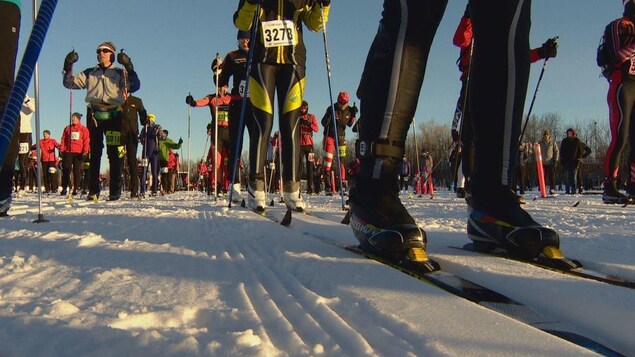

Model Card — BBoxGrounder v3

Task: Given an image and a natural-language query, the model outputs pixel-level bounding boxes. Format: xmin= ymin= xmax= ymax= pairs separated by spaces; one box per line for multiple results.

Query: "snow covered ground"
xmin=0 ymin=188 xmax=633 ymax=356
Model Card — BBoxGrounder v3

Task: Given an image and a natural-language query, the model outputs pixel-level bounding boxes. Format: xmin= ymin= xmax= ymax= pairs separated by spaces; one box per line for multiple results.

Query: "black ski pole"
xmin=320 ymin=4 xmax=346 ymax=211
xmin=519 ymin=36 xmax=558 ymax=145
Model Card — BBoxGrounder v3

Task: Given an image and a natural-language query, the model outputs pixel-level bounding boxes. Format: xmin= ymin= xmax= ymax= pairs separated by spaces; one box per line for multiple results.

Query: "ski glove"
xmin=117 ymin=51 xmax=134 ymax=71
xmin=63 ymin=50 xmax=79 ymax=72
xmin=538 ymin=38 xmax=558 ymax=59
xmin=317 ymin=0 xmax=331 ymax=5
xmin=451 ymin=129 xmax=460 ymax=142
xmin=349 ymin=103 xmax=358 ymax=117
xmin=82 ymin=153 xmax=89 ymax=161
xmin=178 ymin=138 xmax=183 ymax=145
xmin=186 ymin=95 xmax=196 ymax=107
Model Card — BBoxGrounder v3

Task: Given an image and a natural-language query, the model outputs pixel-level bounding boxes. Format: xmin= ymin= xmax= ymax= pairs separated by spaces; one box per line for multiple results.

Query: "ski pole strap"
xmin=355 ymin=139 xmax=404 ymax=160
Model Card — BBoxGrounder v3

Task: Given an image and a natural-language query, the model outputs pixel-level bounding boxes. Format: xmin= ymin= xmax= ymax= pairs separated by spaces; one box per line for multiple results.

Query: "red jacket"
xmin=167 ymin=150 xmax=177 ymax=169
xmin=454 ymin=16 xmax=542 ymax=80
xmin=60 ymin=122 xmax=90 ymax=154
xmin=37 ymin=138 xmax=60 ymax=162
xmin=299 ymin=113 xmax=319 ymax=146
xmin=195 ymin=94 xmax=231 ymax=127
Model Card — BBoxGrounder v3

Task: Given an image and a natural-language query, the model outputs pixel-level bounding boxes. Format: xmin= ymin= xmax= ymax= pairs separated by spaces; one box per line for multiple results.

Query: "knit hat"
xmin=43 ymin=130 xmax=50 ymax=135
xmin=543 ymin=130 xmax=550 ymax=136
xmin=337 ymin=92 xmax=349 ymax=105
xmin=237 ymin=30 xmax=250 ymax=40
xmin=96 ymin=41 xmax=116 ymax=53
xmin=147 ymin=113 xmax=156 ymax=123
xmin=71 ymin=112 xmax=83 ymax=120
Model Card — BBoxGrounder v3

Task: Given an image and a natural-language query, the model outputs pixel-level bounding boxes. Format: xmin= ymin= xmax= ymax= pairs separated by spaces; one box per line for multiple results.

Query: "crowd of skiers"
xmin=3 ymin=0 xmax=635 ymax=269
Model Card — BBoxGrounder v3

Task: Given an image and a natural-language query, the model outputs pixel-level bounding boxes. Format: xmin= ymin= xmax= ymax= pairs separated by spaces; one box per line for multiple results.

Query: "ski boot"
xmin=467 ymin=186 xmax=569 ymax=264
xmin=456 ymin=187 xmax=466 ymax=198
xmin=229 ymin=183 xmax=243 ymax=204
xmin=348 ymin=177 xmax=438 ymax=272
xmin=282 ymin=181 xmax=305 ymax=212
xmin=248 ymin=180 xmax=266 ymax=212
xmin=0 ymin=196 xmax=12 ymax=217
xmin=86 ymin=193 xmax=99 ymax=202
xmin=602 ymin=177 xmax=629 ymax=204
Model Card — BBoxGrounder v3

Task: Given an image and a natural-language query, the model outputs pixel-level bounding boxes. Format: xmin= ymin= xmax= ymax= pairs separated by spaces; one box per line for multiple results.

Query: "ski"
xmin=452 ymin=243 xmax=635 ymax=290
xmin=257 ymin=207 xmax=623 ymax=356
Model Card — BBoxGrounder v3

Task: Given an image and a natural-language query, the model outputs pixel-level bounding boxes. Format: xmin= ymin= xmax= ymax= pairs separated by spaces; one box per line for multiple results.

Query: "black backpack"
xmin=597 ymin=22 xmax=619 ymax=79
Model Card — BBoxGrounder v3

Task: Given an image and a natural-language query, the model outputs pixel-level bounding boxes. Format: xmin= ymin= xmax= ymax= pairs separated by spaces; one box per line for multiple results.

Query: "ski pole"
xmin=213 ymin=54 xmax=222 ymax=201
xmin=319 ymin=4 xmax=345 ymax=210
xmin=452 ymin=38 xmax=474 ymax=188
xmin=228 ymin=3 xmax=261 ymax=208
xmin=187 ymin=93 xmax=192 ymax=192
xmin=519 ymin=36 xmax=557 ymax=145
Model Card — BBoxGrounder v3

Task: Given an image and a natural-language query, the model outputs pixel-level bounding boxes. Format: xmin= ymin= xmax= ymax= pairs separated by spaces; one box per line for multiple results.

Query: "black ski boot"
xmin=602 ymin=177 xmax=629 ymax=204
xmin=349 ymin=177 xmax=438 ymax=272
xmin=467 ymin=186 xmax=565 ymax=262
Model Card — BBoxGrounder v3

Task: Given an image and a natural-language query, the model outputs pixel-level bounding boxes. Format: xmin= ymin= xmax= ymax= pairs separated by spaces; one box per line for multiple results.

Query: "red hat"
xmin=337 ymin=92 xmax=349 ymax=106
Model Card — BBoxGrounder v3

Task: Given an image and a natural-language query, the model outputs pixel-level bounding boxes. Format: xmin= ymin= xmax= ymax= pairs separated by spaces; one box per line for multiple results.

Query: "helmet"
xmin=337 ymin=92 xmax=349 ymax=106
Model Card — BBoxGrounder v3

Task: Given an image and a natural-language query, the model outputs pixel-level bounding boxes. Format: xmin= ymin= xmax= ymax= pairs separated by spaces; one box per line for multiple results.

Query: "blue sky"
xmin=16 ymin=0 xmax=621 ymax=170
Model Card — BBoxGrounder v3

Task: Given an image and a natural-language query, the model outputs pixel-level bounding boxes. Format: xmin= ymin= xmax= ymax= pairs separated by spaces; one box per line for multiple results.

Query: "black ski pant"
xmin=41 ymin=161 xmax=58 ymax=192
xmin=121 ymin=132 xmax=139 ymax=196
xmin=0 ymin=2 xmax=20 ymax=201
xmin=300 ymin=145 xmax=315 ymax=192
xmin=228 ymin=99 xmax=254 ymax=185
xmin=86 ymin=109 xmax=123 ymax=197
xmin=61 ymin=152 xmax=83 ymax=193
xmin=248 ymin=63 xmax=304 ymax=187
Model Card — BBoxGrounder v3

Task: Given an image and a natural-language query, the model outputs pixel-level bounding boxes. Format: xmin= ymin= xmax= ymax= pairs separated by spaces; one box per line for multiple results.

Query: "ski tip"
xmin=572 ymin=201 xmax=580 ymax=207
xmin=341 ymin=210 xmax=351 ymax=225
xmin=268 ymin=199 xmax=275 ymax=207
xmin=280 ymin=208 xmax=292 ymax=226
xmin=240 ymin=199 xmax=246 ymax=208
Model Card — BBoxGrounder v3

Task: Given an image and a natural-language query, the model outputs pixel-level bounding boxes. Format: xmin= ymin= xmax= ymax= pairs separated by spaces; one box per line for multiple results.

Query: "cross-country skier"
xmin=16 ymin=95 xmax=35 ymax=196
xmin=62 ymin=41 xmax=140 ymax=201
xmin=538 ymin=130 xmax=559 ymax=195
xmin=120 ymin=93 xmax=147 ymax=199
xmin=139 ymin=114 xmax=161 ymax=197
xmin=36 ymin=130 xmax=60 ymax=194
xmin=234 ymin=0 xmax=330 ymax=212
xmin=600 ymin=0 xmax=635 ymax=204
xmin=60 ymin=113 xmax=90 ymax=196
xmin=299 ymin=100 xmax=319 ymax=194
xmin=321 ymin=91 xmax=357 ymax=196
xmin=158 ymin=129 xmax=182 ymax=195
xmin=349 ymin=0 xmax=565 ymax=265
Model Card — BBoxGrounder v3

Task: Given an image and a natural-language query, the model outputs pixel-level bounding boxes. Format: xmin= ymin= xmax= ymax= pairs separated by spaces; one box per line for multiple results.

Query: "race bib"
xmin=217 ymin=109 xmax=229 ymax=124
xmin=19 ymin=142 xmax=29 ymax=154
xmin=630 ymin=58 xmax=635 ymax=76
xmin=261 ymin=20 xmax=297 ymax=48
xmin=71 ymin=132 xmax=80 ymax=140
xmin=238 ymin=80 xmax=250 ymax=98
xmin=105 ymin=130 xmax=121 ymax=146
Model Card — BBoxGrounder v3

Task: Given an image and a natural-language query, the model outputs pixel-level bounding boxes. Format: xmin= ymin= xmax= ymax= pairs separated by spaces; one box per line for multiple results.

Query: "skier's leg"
xmin=351 ymin=0 xmax=447 ymax=262
xmin=246 ymin=63 xmax=276 ymax=210
xmin=467 ymin=0 xmax=560 ymax=260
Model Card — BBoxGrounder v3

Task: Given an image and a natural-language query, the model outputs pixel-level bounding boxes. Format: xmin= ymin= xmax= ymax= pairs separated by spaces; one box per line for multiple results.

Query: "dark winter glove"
xmin=350 ymin=103 xmax=358 ymax=117
xmin=186 ymin=95 xmax=196 ymax=107
xmin=82 ymin=153 xmax=89 ymax=162
xmin=451 ymin=129 xmax=460 ymax=142
xmin=317 ymin=0 xmax=331 ymax=6
xmin=63 ymin=50 xmax=78 ymax=72
xmin=178 ymin=138 xmax=183 ymax=145
xmin=538 ymin=37 xmax=558 ymax=59
xmin=117 ymin=50 xmax=134 ymax=71
xmin=463 ymin=3 xmax=470 ymax=19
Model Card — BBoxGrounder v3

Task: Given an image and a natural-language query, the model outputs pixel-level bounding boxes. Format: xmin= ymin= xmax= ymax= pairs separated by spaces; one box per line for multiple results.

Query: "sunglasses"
xmin=96 ymin=49 xmax=112 ymax=54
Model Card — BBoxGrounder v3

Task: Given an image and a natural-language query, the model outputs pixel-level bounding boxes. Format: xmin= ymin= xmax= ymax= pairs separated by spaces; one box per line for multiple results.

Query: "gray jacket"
xmin=63 ymin=64 xmax=140 ymax=106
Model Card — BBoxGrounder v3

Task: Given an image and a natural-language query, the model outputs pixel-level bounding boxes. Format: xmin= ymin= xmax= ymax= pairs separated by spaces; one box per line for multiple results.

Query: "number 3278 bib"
xmin=261 ymin=20 xmax=297 ymax=48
